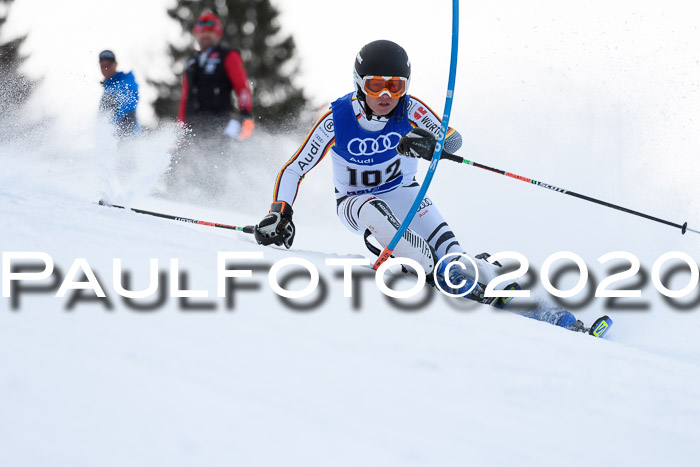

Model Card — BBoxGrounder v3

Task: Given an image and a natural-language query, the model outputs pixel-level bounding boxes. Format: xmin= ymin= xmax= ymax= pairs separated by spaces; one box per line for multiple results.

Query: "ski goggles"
xmin=196 ymin=19 xmax=217 ymax=27
xmin=362 ymin=76 xmax=408 ymax=99
xmin=194 ymin=18 xmax=222 ymax=36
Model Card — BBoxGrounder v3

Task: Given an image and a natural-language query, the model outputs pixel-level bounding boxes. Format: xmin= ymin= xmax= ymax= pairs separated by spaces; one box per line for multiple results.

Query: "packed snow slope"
xmin=3 ymin=4 xmax=700 ymax=465
xmin=1 ymin=114 xmax=699 ymax=467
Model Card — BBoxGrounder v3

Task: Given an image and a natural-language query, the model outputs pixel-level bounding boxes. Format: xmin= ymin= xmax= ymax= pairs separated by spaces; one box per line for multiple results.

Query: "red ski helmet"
xmin=194 ymin=13 xmax=223 ymax=37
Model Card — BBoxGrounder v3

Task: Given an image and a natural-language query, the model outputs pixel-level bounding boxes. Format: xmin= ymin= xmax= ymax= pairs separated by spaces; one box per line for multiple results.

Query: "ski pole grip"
xmin=441 ymin=151 xmax=464 ymax=163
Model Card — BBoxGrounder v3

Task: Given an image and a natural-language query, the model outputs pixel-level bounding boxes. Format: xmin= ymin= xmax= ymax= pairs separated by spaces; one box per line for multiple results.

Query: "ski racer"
xmin=252 ymin=39 xmax=610 ymax=336
xmin=254 ymin=39 xmax=499 ymax=298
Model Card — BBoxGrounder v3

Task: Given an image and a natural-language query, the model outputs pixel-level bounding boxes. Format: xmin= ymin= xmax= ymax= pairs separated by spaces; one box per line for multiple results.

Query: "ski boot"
xmin=486 ymin=282 xmax=521 ymax=309
xmin=434 ymin=261 xmax=485 ymax=302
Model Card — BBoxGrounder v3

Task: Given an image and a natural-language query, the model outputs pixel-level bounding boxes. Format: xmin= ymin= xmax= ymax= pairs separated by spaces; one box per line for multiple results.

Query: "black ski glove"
xmin=255 ymin=201 xmax=295 ymax=248
xmin=396 ymin=128 xmax=437 ymax=161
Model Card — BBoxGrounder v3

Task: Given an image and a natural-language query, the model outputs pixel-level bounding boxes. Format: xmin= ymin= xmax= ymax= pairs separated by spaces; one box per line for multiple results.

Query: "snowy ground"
xmin=2 ymin=110 xmax=700 ymax=466
xmin=3 ymin=5 xmax=700 ymax=465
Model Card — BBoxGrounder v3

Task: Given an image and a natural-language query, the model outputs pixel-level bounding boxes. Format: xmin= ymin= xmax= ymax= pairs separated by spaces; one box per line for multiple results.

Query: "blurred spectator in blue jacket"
xmin=99 ymin=50 xmax=140 ymax=137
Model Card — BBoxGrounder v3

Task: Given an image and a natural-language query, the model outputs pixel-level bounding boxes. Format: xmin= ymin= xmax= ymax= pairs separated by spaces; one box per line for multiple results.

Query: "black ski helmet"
xmin=353 ymin=40 xmax=411 ymax=118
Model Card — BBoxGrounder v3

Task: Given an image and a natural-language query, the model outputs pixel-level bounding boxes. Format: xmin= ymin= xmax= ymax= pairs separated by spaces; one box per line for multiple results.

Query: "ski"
xmin=427 ymin=279 xmax=613 ymax=339
xmin=504 ymin=299 xmax=613 ymax=339
xmin=500 ymin=296 xmax=613 ymax=339
xmin=587 ymin=315 xmax=613 ymax=338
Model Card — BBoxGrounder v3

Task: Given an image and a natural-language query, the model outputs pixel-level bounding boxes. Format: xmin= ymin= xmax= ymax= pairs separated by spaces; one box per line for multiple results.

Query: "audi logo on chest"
xmin=347 ymin=132 xmax=402 ymax=156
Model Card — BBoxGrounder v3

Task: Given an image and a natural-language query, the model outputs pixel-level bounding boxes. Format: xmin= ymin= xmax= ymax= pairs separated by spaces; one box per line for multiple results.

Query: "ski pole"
xmin=98 ymin=200 xmax=256 ymax=234
xmin=440 ymin=152 xmax=699 ymax=236
xmin=372 ymin=0 xmax=461 ymax=270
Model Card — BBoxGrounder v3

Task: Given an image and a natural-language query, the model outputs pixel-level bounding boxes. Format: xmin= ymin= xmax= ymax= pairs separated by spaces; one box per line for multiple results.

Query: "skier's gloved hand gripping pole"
xmin=397 ymin=131 xmax=699 ymax=236
xmin=254 ymin=201 xmax=296 ymax=248
xmin=371 ymin=0 xmax=461 ymax=271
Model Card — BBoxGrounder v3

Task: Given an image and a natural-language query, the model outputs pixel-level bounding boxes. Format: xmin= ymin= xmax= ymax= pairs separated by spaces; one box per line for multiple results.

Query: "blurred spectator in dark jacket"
xmin=178 ymin=13 xmax=254 ymax=142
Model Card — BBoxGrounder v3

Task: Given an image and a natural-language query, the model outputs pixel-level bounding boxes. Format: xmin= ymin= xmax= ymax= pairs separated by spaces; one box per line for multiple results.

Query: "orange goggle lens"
xmin=363 ymin=76 xmax=407 ymax=98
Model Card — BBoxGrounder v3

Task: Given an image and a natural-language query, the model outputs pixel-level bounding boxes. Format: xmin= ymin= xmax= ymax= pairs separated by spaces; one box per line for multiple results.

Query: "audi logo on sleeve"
xmin=347 ymin=132 xmax=402 ymax=156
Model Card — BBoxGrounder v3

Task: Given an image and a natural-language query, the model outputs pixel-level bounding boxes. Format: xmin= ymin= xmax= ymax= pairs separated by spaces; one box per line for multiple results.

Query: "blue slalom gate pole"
xmin=372 ymin=0 xmax=460 ymax=270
